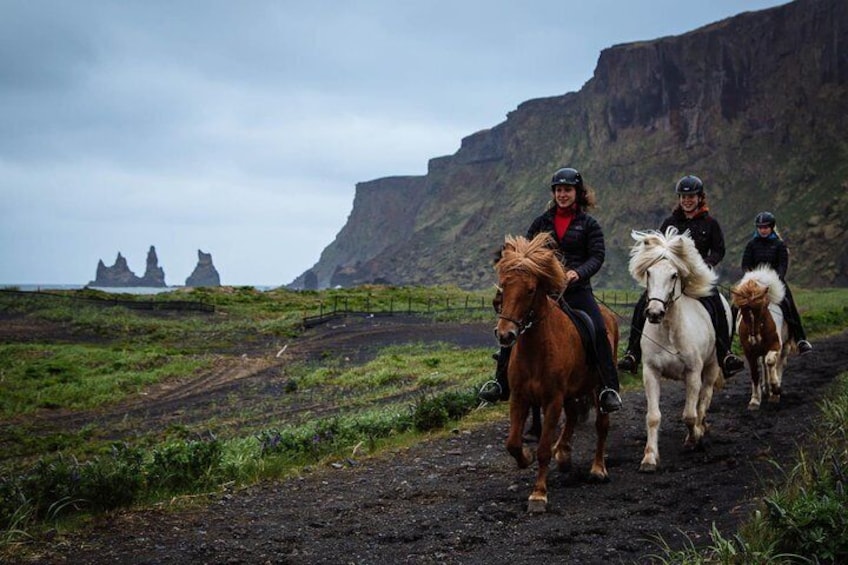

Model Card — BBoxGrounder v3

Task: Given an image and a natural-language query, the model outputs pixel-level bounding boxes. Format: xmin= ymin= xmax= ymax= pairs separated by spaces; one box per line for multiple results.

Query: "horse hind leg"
xmin=589 ymin=407 xmax=610 ymax=482
xmin=553 ymin=404 xmax=575 ymax=474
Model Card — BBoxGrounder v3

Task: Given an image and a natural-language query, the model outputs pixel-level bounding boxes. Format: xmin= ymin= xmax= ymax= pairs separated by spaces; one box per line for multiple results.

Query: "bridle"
xmin=645 ymin=257 xmax=684 ymax=311
xmin=494 ymin=282 xmax=545 ymax=339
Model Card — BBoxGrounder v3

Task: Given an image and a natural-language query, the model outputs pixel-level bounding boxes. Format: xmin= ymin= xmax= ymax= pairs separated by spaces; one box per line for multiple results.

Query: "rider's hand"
xmin=564 ymin=270 xmax=579 ymax=285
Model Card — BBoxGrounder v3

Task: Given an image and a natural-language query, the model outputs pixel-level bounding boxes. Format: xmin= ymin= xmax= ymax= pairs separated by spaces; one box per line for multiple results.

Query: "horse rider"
xmin=479 ymin=167 xmax=622 ymax=414
xmin=740 ymin=211 xmax=813 ymax=355
xmin=618 ymin=175 xmax=746 ymax=377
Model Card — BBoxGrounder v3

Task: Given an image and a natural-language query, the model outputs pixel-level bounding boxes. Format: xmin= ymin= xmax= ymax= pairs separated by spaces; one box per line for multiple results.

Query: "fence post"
xmin=408 ymin=295 xmax=412 ymax=314
xmin=389 ymin=298 xmax=393 ymax=314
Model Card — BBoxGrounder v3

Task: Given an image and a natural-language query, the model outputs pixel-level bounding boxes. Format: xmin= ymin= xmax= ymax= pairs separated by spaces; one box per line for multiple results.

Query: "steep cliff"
xmin=292 ymin=0 xmax=848 ymax=290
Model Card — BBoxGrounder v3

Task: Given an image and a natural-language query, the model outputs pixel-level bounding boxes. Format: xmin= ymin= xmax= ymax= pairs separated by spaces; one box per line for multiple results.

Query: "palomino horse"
xmin=731 ymin=265 xmax=791 ymax=410
xmin=494 ymin=233 xmax=615 ymax=513
xmin=628 ymin=227 xmax=729 ymax=473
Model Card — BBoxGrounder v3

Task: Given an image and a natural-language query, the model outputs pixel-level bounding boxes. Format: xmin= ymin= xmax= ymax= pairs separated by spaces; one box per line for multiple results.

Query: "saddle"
xmin=554 ymin=296 xmax=598 ymax=365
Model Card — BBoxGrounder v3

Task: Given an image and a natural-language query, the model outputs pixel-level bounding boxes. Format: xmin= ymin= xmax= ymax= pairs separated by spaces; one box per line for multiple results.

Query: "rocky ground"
xmin=6 ymin=314 xmax=848 ymax=564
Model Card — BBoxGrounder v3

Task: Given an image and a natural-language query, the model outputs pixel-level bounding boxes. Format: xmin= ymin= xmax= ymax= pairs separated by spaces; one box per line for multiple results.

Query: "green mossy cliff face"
xmin=292 ymin=0 xmax=848 ymax=290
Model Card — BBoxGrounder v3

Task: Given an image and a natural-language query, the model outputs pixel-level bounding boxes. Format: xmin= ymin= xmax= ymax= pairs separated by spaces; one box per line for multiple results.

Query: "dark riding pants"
xmin=558 ymin=287 xmax=620 ymax=392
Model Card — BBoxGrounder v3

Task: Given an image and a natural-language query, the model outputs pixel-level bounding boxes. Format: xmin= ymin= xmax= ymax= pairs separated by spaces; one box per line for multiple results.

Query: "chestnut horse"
xmin=731 ymin=265 xmax=791 ymax=409
xmin=494 ymin=233 xmax=615 ymax=513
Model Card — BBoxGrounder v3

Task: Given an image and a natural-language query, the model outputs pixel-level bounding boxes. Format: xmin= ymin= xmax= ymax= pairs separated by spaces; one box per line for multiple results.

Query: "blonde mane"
xmin=733 ymin=265 xmax=785 ymax=307
xmin=496 ymin=233 xmax=566 ymax=294
xmin=628 ymin=226 xmax=717 ymax=298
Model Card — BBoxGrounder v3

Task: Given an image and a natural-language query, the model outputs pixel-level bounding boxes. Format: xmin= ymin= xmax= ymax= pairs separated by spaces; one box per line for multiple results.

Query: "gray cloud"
xmin=0 ymin=0 xmax=785 ymax=285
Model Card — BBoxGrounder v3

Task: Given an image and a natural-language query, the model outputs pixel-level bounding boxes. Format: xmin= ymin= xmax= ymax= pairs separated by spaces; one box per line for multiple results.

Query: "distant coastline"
xmin=2 ymin=284 xmax=276 ymax=294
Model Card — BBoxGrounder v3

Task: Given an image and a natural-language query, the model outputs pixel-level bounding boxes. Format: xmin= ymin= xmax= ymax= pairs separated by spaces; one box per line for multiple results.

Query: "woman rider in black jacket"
xmin=478 ymin=167 xmax=622 ymax=414
xmin=740 ymin=211 xmax=812 ymax=354
xmin=617 ymin=175 xmax=745 ymax=377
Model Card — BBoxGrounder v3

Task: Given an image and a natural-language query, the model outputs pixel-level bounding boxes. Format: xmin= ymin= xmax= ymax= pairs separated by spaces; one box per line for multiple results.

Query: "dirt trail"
xmin=9 ymin=316 xmax=848 ymax=564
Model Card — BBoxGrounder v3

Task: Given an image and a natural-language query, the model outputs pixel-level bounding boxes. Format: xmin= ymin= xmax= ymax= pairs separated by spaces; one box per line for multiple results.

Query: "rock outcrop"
xmin=139 ymin=246 xmax=167 ymax=287
xmin=185 ymin=250 xmax=221 ymax=287
xmin=89 ymin=246 xmax=167 ymax=287
xmin=289 ymin=0 xmax=848 ymax=290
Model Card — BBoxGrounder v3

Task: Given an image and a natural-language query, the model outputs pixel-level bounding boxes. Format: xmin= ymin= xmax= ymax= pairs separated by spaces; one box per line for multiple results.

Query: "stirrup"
xmin=599 ymin=388 xmax=622 ymax=414
xmin=617 ymin=353 xmax=638 ymax=374
xmin=722 ymin=354 xmax=745 ymax=377
xmin=478 ymin=380 xmax=503 ymax=404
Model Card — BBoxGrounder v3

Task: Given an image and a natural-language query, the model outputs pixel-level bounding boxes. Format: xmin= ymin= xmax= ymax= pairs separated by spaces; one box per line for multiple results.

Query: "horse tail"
xmin=565 ymin=394 xmax=595 ymax=424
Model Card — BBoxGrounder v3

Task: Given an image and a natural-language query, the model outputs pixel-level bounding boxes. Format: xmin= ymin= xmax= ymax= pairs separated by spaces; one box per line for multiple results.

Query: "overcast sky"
xmin=1 ymin=0 xmax=787 ymax=287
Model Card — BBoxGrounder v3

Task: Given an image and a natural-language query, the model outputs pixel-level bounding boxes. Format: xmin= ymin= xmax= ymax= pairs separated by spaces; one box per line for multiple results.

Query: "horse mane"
xmin=628 ymin=226 xmax=717 ymax=298
xmin=733 ymin=265 xmax=785 ymax=307
xmin=496 ymin=233 xmax=566 ymax=294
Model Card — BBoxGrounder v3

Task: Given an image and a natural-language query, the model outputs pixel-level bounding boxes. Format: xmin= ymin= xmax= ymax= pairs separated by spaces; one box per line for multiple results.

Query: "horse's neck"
xmin=661 ymin=295 xmax=705 ymax=341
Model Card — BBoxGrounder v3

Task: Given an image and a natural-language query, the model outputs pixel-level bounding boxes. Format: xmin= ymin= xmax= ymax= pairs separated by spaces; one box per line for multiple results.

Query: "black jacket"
xmin=659 ymin=208 xmax=726 ymax=267
xmin=741 ymin=234 xmax=789 ymax=279
xmin=526 ymin=207 xmax=605 ymax=292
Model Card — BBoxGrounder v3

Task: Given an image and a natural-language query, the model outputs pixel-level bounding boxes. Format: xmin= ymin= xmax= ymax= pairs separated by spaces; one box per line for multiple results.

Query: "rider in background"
xmin=618 ymin=175 xmax=745 ymax=377
xmin=740 ymin=211 xmax=813 ymax=354
xmin=479 ymin=167 xmax=622 ymax=413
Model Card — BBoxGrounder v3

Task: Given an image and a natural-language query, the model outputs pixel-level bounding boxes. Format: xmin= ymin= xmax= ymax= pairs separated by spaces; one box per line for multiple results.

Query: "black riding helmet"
xmin=675 ymin=175 xmax=704 ymax=195
xmin=550 ymin=167 xmax=583 ymax=189
xmin=755 ymin=211 xmax=776 ymax=228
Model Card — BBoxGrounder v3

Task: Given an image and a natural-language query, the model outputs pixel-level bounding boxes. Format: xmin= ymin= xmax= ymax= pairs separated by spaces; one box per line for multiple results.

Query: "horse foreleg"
xmin=640 ymin=370 xmax=662 ymax=473
xmin=682 ymin=366 xmax=704 ymax=449
xmin=765 ymin=349 xmax=782 ymax=403
xmin=506 ymin=401 xmax=532 ymax=469
xmin=528 ymin=400 xmax=562 ymax=514
xmin=748 ymin=355 xmax=763 ymax=410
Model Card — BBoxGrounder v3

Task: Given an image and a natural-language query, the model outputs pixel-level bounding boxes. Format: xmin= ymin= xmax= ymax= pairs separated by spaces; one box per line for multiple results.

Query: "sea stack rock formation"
xmin=185 ymin=250 xmax=221 ymax=287
xmin=138 ymin=246 xmax=167 ymax=287
xmin=89 ymin=246 xmax=167 ymax=287
xmin=89 ymin=252 xmax=138 ymax=287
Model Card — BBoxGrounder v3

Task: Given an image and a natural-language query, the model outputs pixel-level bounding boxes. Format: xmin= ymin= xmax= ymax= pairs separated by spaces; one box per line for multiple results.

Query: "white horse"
xmin=731 ymin=265 xmax=791 ymax=410
xmin=629 ymin=227 xmax=730 ymax=473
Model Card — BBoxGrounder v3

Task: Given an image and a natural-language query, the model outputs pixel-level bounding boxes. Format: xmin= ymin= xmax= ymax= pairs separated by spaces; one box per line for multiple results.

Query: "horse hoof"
xmin=527 ymin=497 xmax=548 ymax=514
xmin=748 ymin=402 xmax=760 ymax=411
xmin=588 ymin=472 xmax=610 ymax=484
xmin=768 ymin=395 xmax=781 ymax=404
xmin=639 ymin=462 xmax=658 ymax=473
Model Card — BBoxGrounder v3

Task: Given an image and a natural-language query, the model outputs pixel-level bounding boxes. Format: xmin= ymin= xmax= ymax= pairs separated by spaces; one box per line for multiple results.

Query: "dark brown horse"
xmin=494 ymin=233 xmax=615 ymax=513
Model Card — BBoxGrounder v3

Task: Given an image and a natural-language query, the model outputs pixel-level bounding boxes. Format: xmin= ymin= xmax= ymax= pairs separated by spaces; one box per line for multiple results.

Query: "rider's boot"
xmin=478 ymin=347 xmax=511 ymax=403
xmin=618 ymin=292 xmax=647 ymax=375
xmin=597 ymin=340 xmax=623 ymax=414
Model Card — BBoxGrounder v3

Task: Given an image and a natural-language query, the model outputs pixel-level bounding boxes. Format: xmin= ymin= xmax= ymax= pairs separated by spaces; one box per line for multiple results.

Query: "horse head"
xmin=630 ymin=227 xmax=717 ymax=324
xmin=493 ymin=233 xmax=565 ymax=347
xmin=731 ymin=279 xmax=769 ymax=310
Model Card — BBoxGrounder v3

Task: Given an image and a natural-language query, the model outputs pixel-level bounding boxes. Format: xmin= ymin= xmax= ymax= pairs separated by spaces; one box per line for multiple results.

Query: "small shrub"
xmin=147 ymin=438 xmax=223 ymax=493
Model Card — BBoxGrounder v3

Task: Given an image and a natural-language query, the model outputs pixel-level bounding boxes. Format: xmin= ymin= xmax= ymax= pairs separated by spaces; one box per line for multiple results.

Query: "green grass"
xmin=0 ymin=344 xmax=209 ymax=417
xmin=0 ymin=284 xmax=845 ymax=554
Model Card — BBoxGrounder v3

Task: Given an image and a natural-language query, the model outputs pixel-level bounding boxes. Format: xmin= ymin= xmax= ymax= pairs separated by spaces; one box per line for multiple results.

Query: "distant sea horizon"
xmin=1 ymin=284 xmax=278 ymax=295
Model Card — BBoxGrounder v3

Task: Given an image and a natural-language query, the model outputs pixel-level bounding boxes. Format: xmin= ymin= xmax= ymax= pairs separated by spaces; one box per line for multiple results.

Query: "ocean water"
xmin=2 ymin=284 xmax=277 ymax=294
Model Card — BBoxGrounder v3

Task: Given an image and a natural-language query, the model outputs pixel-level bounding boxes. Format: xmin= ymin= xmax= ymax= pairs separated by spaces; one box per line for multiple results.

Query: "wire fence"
xmin=302 ymin=289 xmax=642 ymax=328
